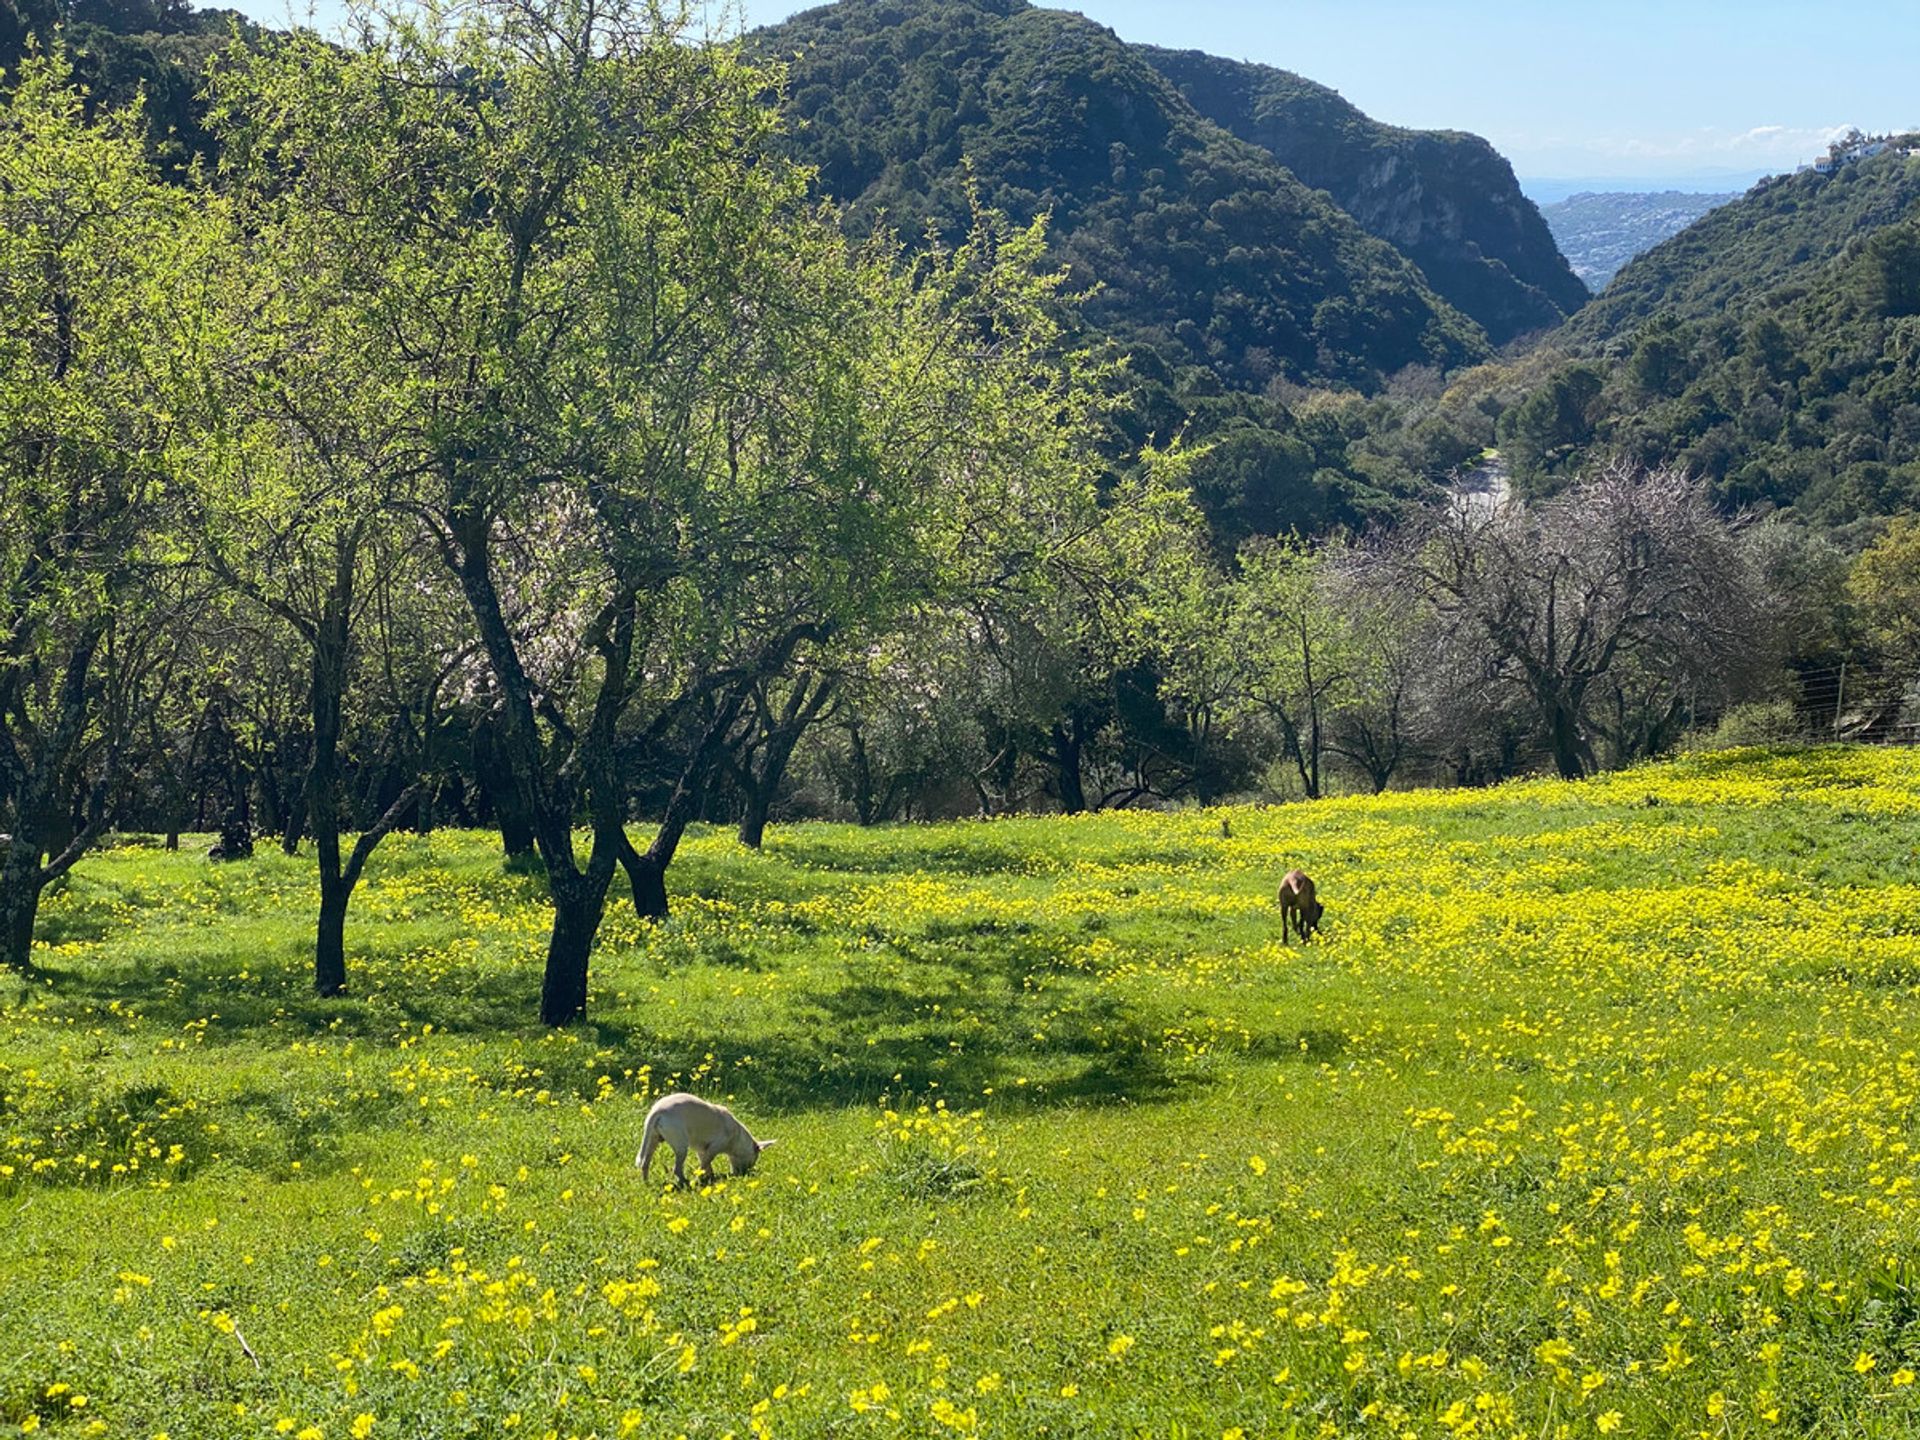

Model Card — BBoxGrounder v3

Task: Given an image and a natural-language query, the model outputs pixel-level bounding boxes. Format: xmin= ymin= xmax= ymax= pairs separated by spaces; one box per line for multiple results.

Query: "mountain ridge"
xmin=752 ymin=0 xmax=1496 ymax=392
xmin=1560 ymin=149 xmax=1920 ymax=348
xmin=1139 ymin=45 xmax=1587 ymax=345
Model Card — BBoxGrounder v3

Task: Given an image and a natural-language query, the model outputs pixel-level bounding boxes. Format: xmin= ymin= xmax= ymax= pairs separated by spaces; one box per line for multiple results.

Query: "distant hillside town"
xmin=1538 ymin=190 xmax=1739 ymax=290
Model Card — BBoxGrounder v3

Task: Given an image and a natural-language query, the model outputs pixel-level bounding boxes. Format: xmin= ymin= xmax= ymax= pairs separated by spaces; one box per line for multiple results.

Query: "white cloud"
xmin=1501 ymin=122 xmax=1867 ymax=180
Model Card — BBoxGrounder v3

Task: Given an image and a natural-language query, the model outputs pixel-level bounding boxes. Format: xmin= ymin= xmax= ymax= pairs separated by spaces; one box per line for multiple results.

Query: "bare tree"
xmin=1398 ymin=462 xmax=1767 ymax=779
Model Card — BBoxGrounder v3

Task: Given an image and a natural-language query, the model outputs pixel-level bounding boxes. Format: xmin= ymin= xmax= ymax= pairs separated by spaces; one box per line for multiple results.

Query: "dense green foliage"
xmin=1143 ymin=46 xmax=1588 ymax=344
xmin=10 ymin=749 xmax=1920 ymax=1436
xmin=1480 ymin=150 xmax=1920 ymax=522
xmin=0 ymin=1 xmax=1174 ymax=1025
xmin=0 ymin=0 xmax=252 ymax=167
xmin=752 ymin=0 xmax=1489 ymax=394
xmin=2 ymin=0 xmax=1565 ymax=550
xmin=1559 ymin=153 xmax=1920 ymax=348
xmin=0 ymin=51 xmax=219 ymax=971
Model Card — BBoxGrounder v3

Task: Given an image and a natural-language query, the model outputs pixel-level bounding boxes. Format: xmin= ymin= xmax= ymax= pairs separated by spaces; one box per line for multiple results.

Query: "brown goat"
xmin=1277 ymin=868 xmax=1323 ymax=943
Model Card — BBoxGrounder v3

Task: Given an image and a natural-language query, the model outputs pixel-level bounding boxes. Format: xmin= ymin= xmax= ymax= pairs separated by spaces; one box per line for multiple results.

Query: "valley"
xmin=1537 ymin=188 xmax=1740 ymax=290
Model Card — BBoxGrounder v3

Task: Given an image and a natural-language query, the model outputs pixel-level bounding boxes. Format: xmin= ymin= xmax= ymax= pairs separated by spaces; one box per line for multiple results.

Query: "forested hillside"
xmin=0 ymin=0 xmax=251 ymax=165
xmin=1490 ymin=145 xmax=1920 ymax=522
xmin=1143 ymin=47 xmax=1588 ymax=344
xmin=751 ymin=0 xmax=1490 ymax=393
xmin=1560 ymin=148 xmax=1920 ymax=347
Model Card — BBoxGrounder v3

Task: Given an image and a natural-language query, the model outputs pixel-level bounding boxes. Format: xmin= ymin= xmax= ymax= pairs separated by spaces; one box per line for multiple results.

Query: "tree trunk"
xmin=42 ymin=806 xmax=76 ymax=868
xmin=472 ymin=716 xmax=536 ymax=859
xmin=256 ymin=738 xmax=291 ymax=847
xmin=1299 ymin=628 xmax=1325 ymax=800
xmin=314 ymin=874 xmax=348 ymax=997
xmin=1306 ymin=702 xmax=1323 ymax=800
xmin=541 ymin=883 xmax=602 ymax=1025
xmin=308 ymin=777 xmax=424 ymax=999
xmin=452 ymin=516 xmax=648 ymax=1027
xmin=1051 ymin=721 xmax=1086 ymax=814
xmin=848 ymin=726 xmax=875 ymax=826
xmin=159 ymin=760 xmax=187 ymax=852
xmin=307 ymin=610 xmax=349 ymax=989
xmin=0 ymin=628 xmax=111 ymax=946
xmin=211 ymin=701 xmax=254 ymax=859
xmin=736 ymin=728 xmax=802 ymax=849
xmin=737 ymin=787 xmax=773 ymax=850
xmin=0 ymin=844 xmax=42 ymax=973
xmin=0 ymin=886 xmax=37 ymax=973
xmin=280 ymin=792 xmax=307 ymax=856
xmin=625 ymin=789 xmax=700 ymax=921
xmin=732 ymin=675 xmax=829 ymax=848
xmin=298 ymin=536 xmax=380 ymax=996
xmin=440 ymin=777 xmax=477 ymax=828
xmin=623 ymin=847 xmax=670 ymax=921
xmin=1548 ymin=701 xmax=1587 ymax=780
xmin=623 ymin=694 xmax=743 ymax=917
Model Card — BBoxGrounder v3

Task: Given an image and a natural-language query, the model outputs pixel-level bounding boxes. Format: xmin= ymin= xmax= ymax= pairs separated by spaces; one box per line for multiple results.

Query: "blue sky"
xmin=229 ymin=0 xmax=1919 ymax=187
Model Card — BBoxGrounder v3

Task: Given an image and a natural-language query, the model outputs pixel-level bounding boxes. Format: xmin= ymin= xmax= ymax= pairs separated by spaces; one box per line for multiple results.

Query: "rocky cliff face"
xmin=1143 ymin=47 xmax=1588 ymax=345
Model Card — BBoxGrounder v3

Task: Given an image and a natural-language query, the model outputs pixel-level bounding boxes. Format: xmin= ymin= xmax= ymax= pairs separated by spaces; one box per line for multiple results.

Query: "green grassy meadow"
xmin=6 ymin=748 xmax=1920 ymax=1439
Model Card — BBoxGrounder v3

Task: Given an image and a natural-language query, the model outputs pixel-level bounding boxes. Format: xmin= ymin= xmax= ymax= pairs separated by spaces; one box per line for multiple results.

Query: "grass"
xmin=5 ymin=746 xmax=1920 ymax=1439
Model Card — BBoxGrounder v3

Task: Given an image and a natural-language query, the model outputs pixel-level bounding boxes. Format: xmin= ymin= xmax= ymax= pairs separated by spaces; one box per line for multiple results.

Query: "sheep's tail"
xmin=637 ymin=1111 xmax=660 ymax=1180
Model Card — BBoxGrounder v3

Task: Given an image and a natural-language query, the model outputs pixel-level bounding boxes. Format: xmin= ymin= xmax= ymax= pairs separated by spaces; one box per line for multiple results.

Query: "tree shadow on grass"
xmin=580 ymin=962 xmax=1187 ymax=1117
xmin=39 ymin=949 xmax=543 ymax=1045
xmin=757 ymin=831 xmax=1056 ymax=879
xmin=27 ymin=848 xmax=567 ymax=1041
xmin=31 ymin=906 xmax=115 ymax=947
xmin=29 ymin=870 xmax=1199 ymax=1118
xmin=34 ymin=939 xmax=1190 ymax=1119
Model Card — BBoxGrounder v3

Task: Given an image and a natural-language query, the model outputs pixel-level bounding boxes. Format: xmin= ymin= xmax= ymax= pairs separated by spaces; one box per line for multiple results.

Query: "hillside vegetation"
xmin=0 ymin=0 xmax=253 ymax=166
xmin=1486 ymin=149 xmax=1920 ymax=522
xmin=753 ymin=0 xmax=1490 ymax=392
xmin=8 ymin=747 xmax=1920 ymax=1436
xmin=1143 ymin=47 xmax=1587 ymax=344
xmin=1560 ymin=153 xmax=1920 ymax=348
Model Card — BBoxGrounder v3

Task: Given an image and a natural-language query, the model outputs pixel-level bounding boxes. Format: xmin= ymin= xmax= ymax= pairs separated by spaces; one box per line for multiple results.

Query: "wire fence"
xmin=1789 ymin=661 xmax=1920 ymax=745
